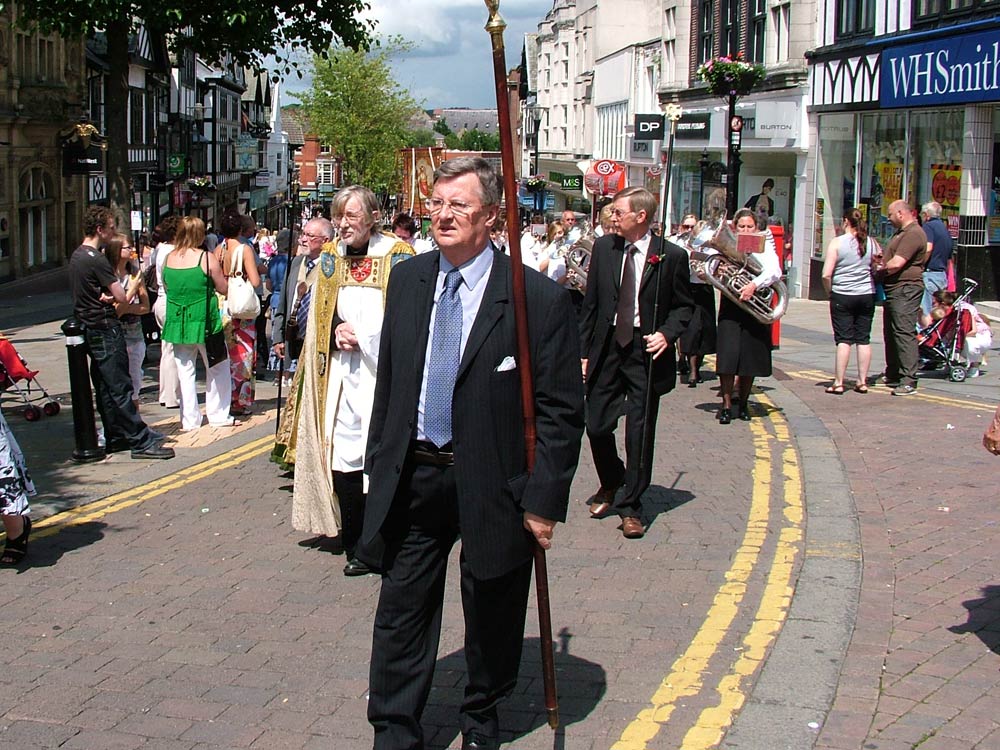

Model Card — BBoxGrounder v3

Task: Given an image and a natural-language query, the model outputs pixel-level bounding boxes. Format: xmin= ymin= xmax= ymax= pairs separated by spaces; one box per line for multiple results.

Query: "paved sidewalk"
xmin=0 ymin=296 xmax=998 ymax=749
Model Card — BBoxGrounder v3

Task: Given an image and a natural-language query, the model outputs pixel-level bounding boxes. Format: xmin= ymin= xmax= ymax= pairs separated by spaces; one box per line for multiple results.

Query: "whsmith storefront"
xmin=807 ymin=16 xmax=1000 ymax=300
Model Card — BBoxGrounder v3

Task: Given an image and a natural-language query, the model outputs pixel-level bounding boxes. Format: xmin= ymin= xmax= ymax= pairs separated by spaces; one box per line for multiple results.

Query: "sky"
xmin=281 ymin=0 xmax=546 ymax=110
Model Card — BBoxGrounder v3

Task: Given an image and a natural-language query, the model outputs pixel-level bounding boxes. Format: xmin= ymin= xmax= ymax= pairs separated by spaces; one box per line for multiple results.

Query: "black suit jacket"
xmin=359 ymin=249 xmax=585 ymax=580
xmin=271 ymin=253 xmax=309 ymax=347
xmin=578 ymin=233 xmax=694 ymax=396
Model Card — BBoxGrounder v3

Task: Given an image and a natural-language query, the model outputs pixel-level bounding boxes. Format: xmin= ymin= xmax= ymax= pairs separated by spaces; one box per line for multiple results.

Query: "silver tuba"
xmin=687 ymin=216 xmax=788 ymax=324
xmin=561 ymin=217 xmax=593 ymax=293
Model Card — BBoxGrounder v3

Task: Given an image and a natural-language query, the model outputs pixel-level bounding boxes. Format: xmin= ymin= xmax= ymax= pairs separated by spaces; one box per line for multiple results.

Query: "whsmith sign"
xmin=881 ymin=27 xmax=1000 ymax=108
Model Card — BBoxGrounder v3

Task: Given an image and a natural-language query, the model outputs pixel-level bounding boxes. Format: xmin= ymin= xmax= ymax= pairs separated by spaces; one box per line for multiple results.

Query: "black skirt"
xmin=679 ymin=283 xmax=717 ymax=356
xmin=715 ymin=296 xmax=772 ymax=377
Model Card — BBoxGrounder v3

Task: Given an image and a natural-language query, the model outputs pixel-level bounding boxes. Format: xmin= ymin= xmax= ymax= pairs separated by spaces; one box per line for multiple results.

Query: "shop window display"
xmin=814 ymin=114 xmax=857 ymax=258
xmin=860 ymin=111 xmax=909 ymax=247
xmin=911 ymin=110 xmax=963 ymax=240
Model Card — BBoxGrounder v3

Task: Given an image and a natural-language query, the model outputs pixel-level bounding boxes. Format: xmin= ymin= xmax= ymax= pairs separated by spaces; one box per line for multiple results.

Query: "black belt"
xmin=410 ymin=440 xmax=454 ymax=467
xmin=84 ymin=318 xmax=122 ymax=331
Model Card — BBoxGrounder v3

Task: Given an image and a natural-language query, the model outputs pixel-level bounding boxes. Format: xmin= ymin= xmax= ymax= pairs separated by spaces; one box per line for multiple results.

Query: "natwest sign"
xmin=881 ymin=27 xmax=1000 ymax=108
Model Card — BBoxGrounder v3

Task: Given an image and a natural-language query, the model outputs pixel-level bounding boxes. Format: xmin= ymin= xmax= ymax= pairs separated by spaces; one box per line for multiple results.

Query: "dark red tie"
xmin=615 ymin=244 xmax=637 ymax=347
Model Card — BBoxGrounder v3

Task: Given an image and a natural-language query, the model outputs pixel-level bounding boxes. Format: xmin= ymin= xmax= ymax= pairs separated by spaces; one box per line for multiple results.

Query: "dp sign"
xmin=633 ymin=114 xmax=665 ymax=141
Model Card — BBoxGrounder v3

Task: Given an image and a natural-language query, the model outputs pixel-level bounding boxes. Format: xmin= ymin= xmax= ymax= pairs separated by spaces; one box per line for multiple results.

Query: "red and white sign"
xmin=584 ymin=160 xmax=626 ymax=196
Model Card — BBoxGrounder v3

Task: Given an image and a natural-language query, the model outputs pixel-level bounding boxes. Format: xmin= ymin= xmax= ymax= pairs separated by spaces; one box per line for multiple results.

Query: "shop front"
xmin=808 ymin=21 xmax=1000 ymax=300
xmin=664 ymin=93 xmax=807 ymax=279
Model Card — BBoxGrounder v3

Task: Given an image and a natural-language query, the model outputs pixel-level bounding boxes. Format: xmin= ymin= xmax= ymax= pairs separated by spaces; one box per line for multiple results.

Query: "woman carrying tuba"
xmin=716 ymin=209 xmax=783 ymax=424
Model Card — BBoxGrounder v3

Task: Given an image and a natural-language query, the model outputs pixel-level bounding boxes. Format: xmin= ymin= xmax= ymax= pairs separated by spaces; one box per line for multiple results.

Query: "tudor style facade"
xmin=806 ymin=0 xmax=1000 ymax=299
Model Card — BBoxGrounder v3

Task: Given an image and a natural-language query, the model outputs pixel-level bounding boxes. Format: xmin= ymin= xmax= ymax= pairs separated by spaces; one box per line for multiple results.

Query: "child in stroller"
xmin=917 ymin=279 xmax=992 ymax=381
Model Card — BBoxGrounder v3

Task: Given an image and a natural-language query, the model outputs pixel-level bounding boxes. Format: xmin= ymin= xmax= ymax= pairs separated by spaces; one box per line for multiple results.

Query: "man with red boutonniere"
xmin=579 ymin=186 xmax=694 ymax=539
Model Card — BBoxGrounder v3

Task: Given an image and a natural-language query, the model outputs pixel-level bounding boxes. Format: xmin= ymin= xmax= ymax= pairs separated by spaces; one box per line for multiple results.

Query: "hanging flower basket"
xmin=696 ymin=55 xmax=765 ymax=99
xmin=524 ymin=175 xmax=547 ymax=193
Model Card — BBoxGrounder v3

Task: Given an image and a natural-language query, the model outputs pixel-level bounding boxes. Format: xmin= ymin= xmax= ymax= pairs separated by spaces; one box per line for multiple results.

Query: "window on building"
xmin=37 ymin=38 xmax=56 ymax=81
xmin=749 ymin=0 xmax=766 ymax=63
xmin=914 ymin=0 xmax=994 ymax=21
xmin=837 ymin=0 xmax=875 ymax=39
xmin=698 ymin=1 xmax=715 ymax=65
xmin=88 ymin=77 xmax=104 ymax=132
xmin=721 ymin=0 xmax=737 ymax=58
xmin=772 ymin=2 xmax=791 ymax=63
xmin=258 ymin=140 xmax=267 ymax=170
xmin=129 ymin=89 xmax=145 ymax=145
xmin=317 ymin=161 xmax=336 ymax=185
xmin=276 ymin=149 xmax=283 ymax=179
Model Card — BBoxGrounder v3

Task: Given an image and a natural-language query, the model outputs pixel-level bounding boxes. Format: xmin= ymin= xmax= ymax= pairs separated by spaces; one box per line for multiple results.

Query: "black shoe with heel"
xmin=717 ymin=408 xmax=732 ymax=425
xmin=1 ymin=516 xmax=31 ymax=565
xmin=738 ymin=401 xmax=752 ymax=421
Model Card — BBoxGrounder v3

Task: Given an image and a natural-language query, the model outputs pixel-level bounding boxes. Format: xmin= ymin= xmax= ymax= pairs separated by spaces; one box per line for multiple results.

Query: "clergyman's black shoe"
xmin=131 ymin=444 xmax=175 ymax=460
xmin=461 ymin=731 xmax=499 ymax=750
xmin=343 ymin=558 xmax=372 ymax=577
xmin=717 ymin=408 xmax=732 ymax=425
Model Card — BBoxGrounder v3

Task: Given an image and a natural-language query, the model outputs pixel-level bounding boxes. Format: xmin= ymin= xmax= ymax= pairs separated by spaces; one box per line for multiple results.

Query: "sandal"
xmin=825 ymin=384 xmax=846 ymax=395
xmin=1 ymin=517 xmax=31 ymax=565
xmin=853 ymin=383 xmax=869 ymax=394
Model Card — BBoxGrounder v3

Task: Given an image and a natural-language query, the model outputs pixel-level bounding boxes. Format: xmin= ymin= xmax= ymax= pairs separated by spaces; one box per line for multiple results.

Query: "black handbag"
xmin=203 ymin=252 xmax=228 ymax=368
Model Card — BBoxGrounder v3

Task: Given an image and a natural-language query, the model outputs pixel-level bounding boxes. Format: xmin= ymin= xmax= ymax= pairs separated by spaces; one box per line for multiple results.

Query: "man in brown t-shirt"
xmin=879 ymin=200 xmax=926 ymax=395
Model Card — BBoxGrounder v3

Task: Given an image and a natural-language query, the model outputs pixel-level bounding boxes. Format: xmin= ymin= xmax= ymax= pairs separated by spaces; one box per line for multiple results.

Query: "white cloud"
xmin=278 ymin=0 xmax=545 ymax=109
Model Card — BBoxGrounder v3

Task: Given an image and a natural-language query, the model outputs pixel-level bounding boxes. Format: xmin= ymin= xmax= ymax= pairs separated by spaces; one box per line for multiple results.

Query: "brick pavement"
xmin=0 ymin=368 xmax=808 ymax=749
xmin=2 ymin=297 xmax=998 ymax=749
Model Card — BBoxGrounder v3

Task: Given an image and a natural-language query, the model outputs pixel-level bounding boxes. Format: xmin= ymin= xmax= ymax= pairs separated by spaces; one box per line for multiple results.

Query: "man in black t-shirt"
xmin=69 ymin=206 xmax=173 ymax=459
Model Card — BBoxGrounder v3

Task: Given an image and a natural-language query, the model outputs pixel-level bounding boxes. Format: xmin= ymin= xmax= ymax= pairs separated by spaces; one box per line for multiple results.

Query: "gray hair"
xmin=305 ymin=217 xmax=336 ymax=240
xmin=332 ymin=185 xmax=381 ymax=229
xmin=921 ymin=201 xmax=942 ymax=218
xmin=434 ymin=156 xmax=502 ymax=207
xmin=615 ymin=186 xmax=659 ymax=223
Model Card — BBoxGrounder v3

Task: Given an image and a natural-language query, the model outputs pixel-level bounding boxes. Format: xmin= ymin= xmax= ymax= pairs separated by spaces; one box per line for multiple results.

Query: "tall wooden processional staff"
xmin=483 ymin=0 xmax=560 ymax=731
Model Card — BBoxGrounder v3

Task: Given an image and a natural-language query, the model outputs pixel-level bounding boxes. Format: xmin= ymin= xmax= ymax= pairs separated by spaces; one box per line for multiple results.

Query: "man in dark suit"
xmin=270 ymin=217 xmax=334 ymax=370
xmin=579 ymin=186 xmax=693 ymax=539
xmin=357 ymin=157 xmax=584 ymax=750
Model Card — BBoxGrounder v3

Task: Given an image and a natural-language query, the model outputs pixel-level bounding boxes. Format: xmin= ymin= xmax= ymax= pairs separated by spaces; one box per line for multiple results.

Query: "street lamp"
xmin=698 ymin=148 xmax=710 ymax=219
xmin=526 ymin=102 xmax=545 ymax=213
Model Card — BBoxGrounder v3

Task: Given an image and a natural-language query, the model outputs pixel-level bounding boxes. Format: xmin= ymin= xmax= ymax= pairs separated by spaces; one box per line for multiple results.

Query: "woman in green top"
xmin=161 ymin=217 xmax=231 ymax=431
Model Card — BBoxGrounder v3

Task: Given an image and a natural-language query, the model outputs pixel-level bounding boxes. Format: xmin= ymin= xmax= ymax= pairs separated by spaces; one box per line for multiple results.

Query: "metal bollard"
xmin=61 ymin=318 xmax=106 ymax=463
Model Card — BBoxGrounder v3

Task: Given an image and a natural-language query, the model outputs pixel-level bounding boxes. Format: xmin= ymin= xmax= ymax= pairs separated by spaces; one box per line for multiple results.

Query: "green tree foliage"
xmin=3 ymin=0 xmax=372 ymax=216
xmin=457 ymin=128 xmax=501 ymax=152
xmin=433 ymin=118 xmax=453 ymax=136
xmin=404 ymin=129 xmax=438 ymax=148
xmin=298 ymin=39 xmax=421 ymax=192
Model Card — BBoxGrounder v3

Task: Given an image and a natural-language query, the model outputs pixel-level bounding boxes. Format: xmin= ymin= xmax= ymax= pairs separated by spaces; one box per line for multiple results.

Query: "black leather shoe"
xmin=343 ymin=558 xmax=372 ymax=577
xmin=687 ymin=378 xmax=697 ymax=388
xmin=717 ymin=408 xmax=732 ymax=425
xmin=131 ymin=444 xmax=175 ymax=459
xmin=738 ymin=402 xmax=752 ymax=421
xmin=461 ymin=731 xmax=499 ymax=750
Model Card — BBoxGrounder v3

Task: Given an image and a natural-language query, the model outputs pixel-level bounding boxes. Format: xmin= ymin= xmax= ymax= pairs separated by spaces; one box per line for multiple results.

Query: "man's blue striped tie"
xmin=423 ymin=269 xmax=463 ymax=448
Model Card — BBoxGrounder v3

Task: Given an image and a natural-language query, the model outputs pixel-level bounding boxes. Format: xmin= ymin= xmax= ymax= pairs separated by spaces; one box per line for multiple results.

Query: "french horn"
xmin=687 ymin=216 xmax=788 ymax=324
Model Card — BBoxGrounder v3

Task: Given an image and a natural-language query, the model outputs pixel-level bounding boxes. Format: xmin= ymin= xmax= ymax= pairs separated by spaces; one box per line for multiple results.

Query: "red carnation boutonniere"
xmin=647 ymin=253 xmax=662 ymax=265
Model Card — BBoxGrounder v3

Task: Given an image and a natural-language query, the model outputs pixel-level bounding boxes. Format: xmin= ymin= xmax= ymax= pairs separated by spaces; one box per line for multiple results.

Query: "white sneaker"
xmin=967 ymin=367 xmax=981 ymax=378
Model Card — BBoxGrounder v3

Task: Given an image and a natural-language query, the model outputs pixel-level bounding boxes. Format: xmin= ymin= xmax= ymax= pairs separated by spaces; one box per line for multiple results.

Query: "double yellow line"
xmin=612 ymin=395 xmax=804 ymax=750
xmin=783 ymin=368 xmax=995 ymax=412
xmin=28 ymin=436 xmax=274 ymax=540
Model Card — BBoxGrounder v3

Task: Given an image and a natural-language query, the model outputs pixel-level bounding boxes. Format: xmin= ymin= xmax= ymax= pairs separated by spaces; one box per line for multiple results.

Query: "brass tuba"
xmin=687 ymin=216 xmax=788 ymax=324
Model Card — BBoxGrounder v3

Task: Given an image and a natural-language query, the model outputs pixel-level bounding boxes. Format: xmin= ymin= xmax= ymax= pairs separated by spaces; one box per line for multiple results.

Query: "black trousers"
xmin=333 ymin=469 xmax=365 ymax=556
xmin=883 ymin=283 xmax=922 ymax=387
xmin=368 ymin=461 xmax=533 ymax=750
xmin=585 ymin=330 xmax=659 ymax=519
xmin=85 ymin=324 xmax=156 ymax=450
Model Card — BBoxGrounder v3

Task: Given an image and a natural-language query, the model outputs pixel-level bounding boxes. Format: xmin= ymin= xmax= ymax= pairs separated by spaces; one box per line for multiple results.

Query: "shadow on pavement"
xmin=948 ymin=584 xmax=1000 ymax=654
xmin=425 ymin=634 xmax=607 ymax=749
xmin=643 ymin=481 xmax=696 ymax=531
xmin=10 ymin=521 xmax=106 ymax=573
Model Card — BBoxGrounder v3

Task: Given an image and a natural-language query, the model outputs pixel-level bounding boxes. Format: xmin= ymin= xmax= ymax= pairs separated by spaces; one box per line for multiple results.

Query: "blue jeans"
xmin=922 ymin=270 xmax=948 ymax=315
xmin=85 ymin=323 xmax=156 ymax=450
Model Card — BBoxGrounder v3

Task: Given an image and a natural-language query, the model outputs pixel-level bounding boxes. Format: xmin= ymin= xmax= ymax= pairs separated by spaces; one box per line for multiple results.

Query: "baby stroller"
xmin=917 ymin=277 xmax=979 ymax=382
xmin=0 ymin=333 xmax=61 ymax=421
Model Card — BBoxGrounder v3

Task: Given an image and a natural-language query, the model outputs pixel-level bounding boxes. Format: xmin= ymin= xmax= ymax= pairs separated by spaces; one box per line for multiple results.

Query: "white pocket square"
xmin=496 ymin=356 xmax=517 ymax=372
